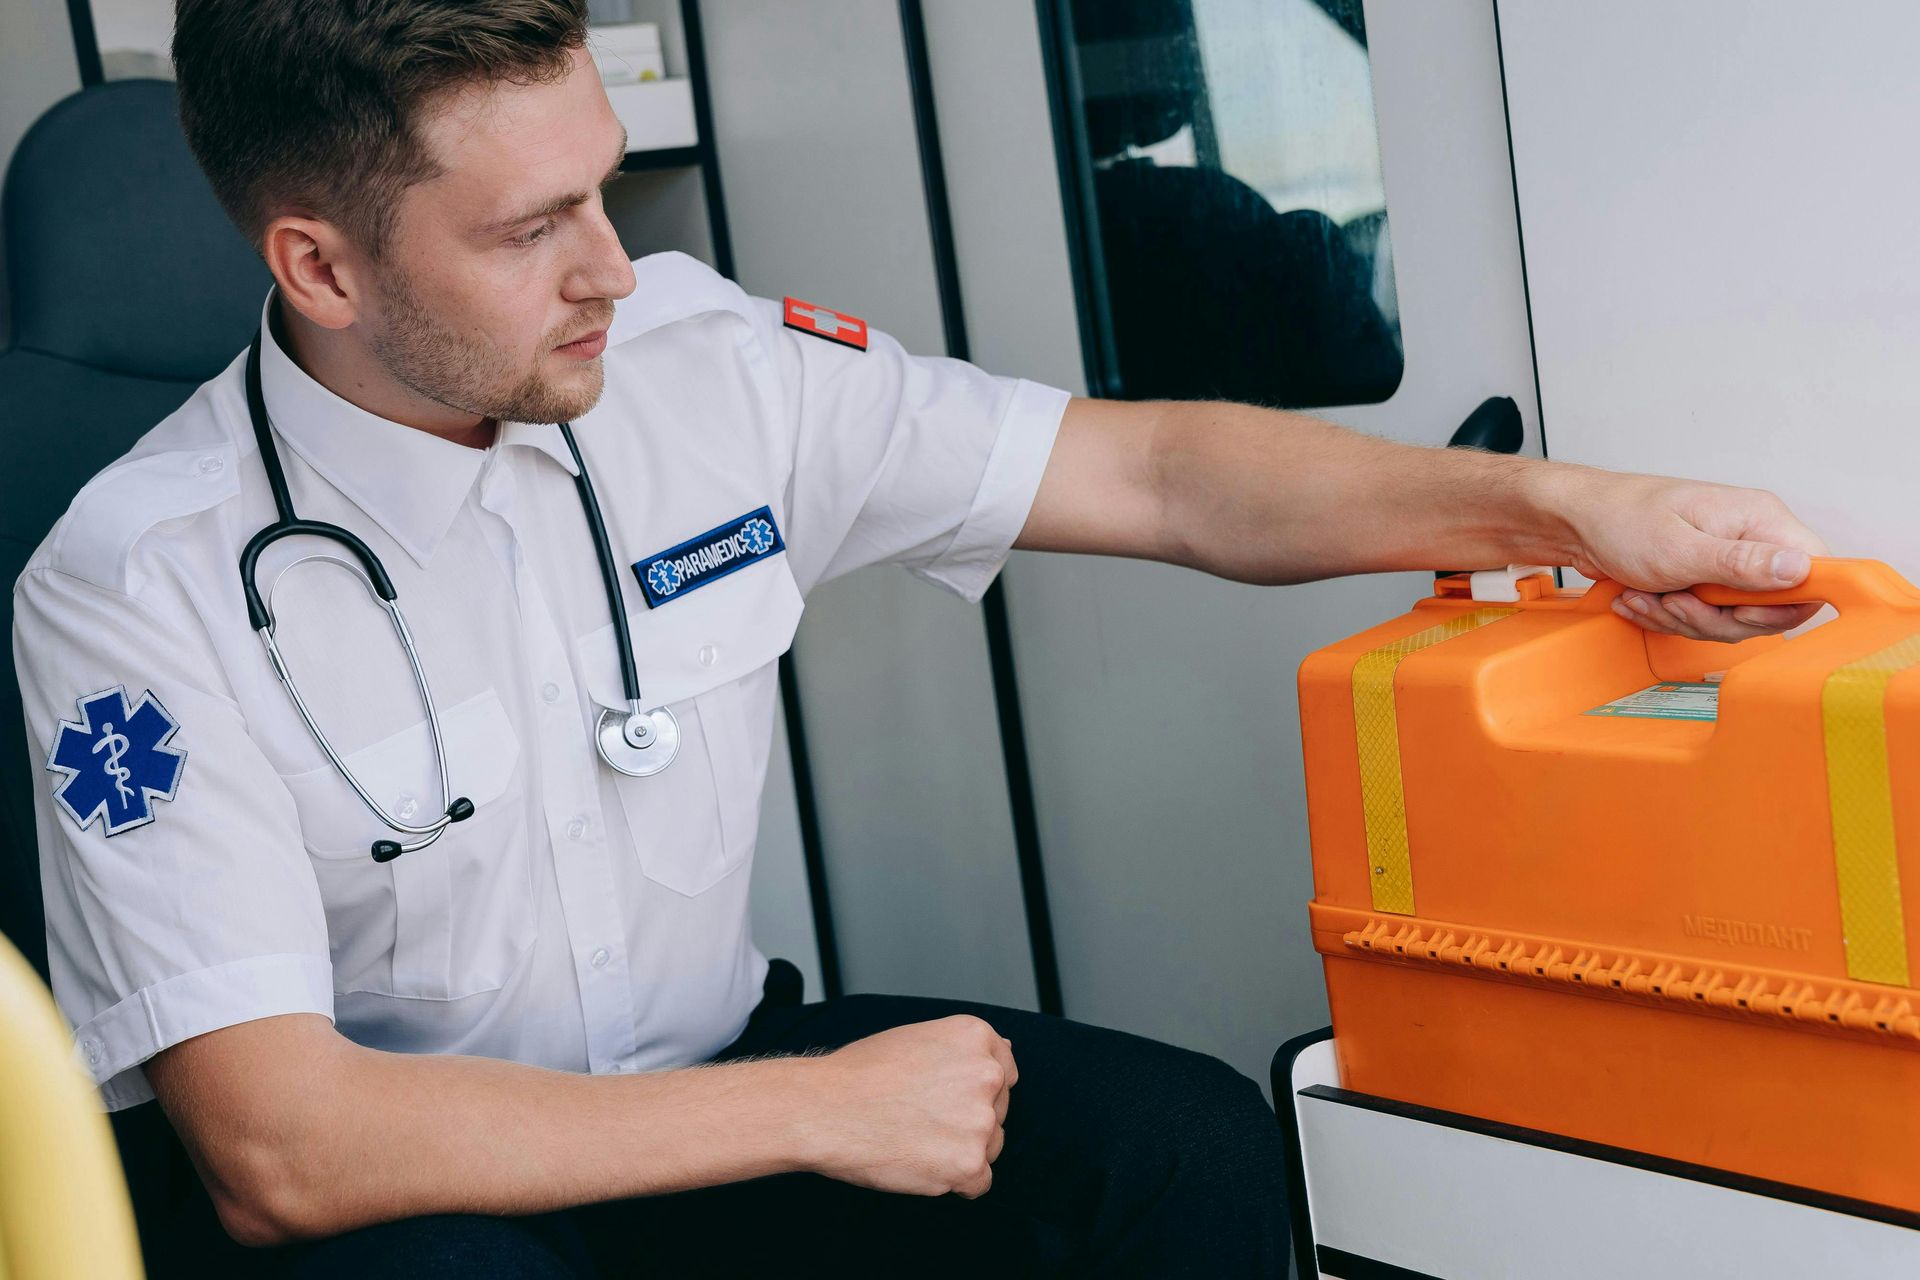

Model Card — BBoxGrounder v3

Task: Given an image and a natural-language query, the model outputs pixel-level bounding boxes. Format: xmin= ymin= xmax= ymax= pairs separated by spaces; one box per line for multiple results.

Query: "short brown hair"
xmin=173 ymin=0 xmax=589 ymax=255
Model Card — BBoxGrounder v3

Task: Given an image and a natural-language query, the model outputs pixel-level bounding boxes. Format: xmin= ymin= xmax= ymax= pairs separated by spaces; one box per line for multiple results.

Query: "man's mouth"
xmin=554 ymin=328 xmax=608 ymax=359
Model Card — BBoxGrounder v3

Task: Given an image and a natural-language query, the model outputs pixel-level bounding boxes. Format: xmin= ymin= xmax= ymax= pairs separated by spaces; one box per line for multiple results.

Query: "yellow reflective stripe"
xmin=1822 ymin=634 xmax=1920 ymax=986
xmin=1352 ymin=608 xmax=1516 ymax=914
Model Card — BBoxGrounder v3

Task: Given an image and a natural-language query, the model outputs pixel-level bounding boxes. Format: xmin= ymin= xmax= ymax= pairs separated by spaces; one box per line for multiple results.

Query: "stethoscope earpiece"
xmin=370 ymin=795 xmax=475 ymax=863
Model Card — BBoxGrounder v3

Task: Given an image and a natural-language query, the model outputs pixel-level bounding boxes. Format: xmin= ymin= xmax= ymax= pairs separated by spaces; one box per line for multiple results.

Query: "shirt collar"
xmin=496 ymin=419 xmax=583 ymax=480
xmin=255 ymin=293 xmax=580 ymax=569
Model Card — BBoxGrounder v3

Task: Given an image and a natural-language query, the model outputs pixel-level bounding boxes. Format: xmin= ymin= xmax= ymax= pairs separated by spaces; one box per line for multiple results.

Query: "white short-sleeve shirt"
xmin=13 ymin=252 xmax=1069 ymax=1110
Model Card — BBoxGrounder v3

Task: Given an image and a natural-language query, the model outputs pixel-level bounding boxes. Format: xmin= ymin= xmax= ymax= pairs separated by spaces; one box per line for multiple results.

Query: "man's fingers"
xmin=1657 ymin=591 xmax=1762 ymax=641
xmin=1652 ymin=591 xmax=1793 ymax=642
xmin=1699 ymin=537 xmax=1813 ymax=594
xmin=1731 ymin=602 xmax=1822 ymax=632
xmin=957 ymin=1162 xmax=994 ymax=1199
xmin=1614 ymin=593 xmax=1683 ymax=634
xmin=986 ymin=1124 xmax=1006 ymax=1165
xmin=1617 ymin=590 xmax=1818 ymax=642
xmin=993 ymin=1036 xmax=1017 ymax=1088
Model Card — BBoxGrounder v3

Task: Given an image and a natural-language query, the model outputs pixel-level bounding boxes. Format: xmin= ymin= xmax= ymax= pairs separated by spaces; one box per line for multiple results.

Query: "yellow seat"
xmin=0 ymin=931 xmax=142 ymax=1278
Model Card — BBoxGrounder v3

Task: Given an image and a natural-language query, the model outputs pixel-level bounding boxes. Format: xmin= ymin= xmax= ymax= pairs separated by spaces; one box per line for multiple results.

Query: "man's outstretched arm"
xmin=1018 ymin=398 xmax=1828 ymax=642
xmin=149 ymin=1011 xmax=1016 ymax=1246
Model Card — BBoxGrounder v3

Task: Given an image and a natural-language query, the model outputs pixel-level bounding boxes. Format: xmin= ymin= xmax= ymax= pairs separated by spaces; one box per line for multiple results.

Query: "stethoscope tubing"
xmin=238 ymin=311 xmax=675 ymax=859
xmin=258 ymin=587 xmax=455 ymax=840
xmin=559 ymin=421 xmax=646 ymax=719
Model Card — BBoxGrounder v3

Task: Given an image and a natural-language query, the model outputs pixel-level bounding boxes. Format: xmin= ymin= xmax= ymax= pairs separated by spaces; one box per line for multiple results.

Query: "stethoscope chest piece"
xmin=596 ymin=705 xmax=680 ymax=777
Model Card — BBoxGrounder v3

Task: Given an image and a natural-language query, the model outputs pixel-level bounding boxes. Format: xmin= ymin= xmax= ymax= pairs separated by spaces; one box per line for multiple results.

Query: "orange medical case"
xmin=1300 ymin=558 xmax=1920 ymax=1211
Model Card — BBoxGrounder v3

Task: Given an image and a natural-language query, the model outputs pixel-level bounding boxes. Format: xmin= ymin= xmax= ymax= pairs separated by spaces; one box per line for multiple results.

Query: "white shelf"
xmin=606 ymin=79 xmax=698 ymax=154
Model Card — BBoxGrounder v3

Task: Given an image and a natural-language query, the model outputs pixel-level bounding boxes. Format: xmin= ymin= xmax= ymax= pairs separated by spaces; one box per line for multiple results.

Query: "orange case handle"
xmin=1689 ymin=557 xmax=1920 ymax=613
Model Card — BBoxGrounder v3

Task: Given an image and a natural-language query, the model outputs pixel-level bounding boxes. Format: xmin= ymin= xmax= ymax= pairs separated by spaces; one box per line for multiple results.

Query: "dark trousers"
xmin=121 ymin=962 xmax=1288 ymax=1277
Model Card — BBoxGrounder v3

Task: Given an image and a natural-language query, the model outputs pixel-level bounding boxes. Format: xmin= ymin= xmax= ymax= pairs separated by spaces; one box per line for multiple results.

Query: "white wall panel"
xmin=1499 ymin=0 xmax=1920 ymax=578
xmin=933 ymin=0 xmax=1539 ymax=1090
xmin=749 ymin=698 xmax=823 ymax=997
xmin=698 ymin=0 xmax=1035 ymax=1007
xmin=922 ymin=0 xmax=1089 ymax=395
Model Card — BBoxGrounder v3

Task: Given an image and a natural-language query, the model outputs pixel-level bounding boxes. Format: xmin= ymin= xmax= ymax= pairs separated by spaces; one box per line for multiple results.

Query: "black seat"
xmin=1092 ymin=161 xmax=1403 ymax=406
xmin=0 ymin=79 xmax=267 ymax=975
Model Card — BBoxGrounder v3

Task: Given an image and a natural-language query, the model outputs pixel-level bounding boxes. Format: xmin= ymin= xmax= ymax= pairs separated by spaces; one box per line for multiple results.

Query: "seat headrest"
xmin=4 ymin=79 xmax=267 ymax=381
xmin=1070 ymin=0 xmax=1207 ymax=158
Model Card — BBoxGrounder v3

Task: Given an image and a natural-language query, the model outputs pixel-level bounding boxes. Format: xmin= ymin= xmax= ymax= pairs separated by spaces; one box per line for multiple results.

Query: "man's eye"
xmin=507 ymin=219 xmax=557 ymax=248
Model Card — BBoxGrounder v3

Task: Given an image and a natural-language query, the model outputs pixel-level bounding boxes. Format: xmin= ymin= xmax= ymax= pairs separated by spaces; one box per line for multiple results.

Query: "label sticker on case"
xmin=1585 ymin=681 xmax=1721 ymax=722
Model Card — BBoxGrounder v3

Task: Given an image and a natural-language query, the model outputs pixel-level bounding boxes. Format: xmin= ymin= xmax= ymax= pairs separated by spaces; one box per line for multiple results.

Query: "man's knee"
xmin=1131 ymin=1046 xmax=1282 ymax=1171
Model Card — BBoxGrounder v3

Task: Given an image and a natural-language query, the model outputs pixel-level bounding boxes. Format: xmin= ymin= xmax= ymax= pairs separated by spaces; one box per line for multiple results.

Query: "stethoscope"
xmin=240 ymin=326 xmax=678 ymax=863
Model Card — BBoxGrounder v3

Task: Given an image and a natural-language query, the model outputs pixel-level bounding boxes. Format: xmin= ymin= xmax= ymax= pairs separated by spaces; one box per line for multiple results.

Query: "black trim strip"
xmin=1301 ymin=1084 xmax=1920 ymax=1233
xmin=897 ymin=0 xmax=967 ymax=362
xmin=1318 ymin=1245 xmax=1444 ymax=1280
xmin=619 ymin=146 xmax=704 ymax=174
xmin=897 ymin=0 xmax=1063 ymax=1017
xmin=681 ymin=0 xmax=736 ymax=281
xmin=778 ymin=653 xmax=842 ymax=998
xmin=981 ymin=586 xmax=1062 ymax=1015
xmin=1032 ymin=0 xmax=1123 ymax=399
xmin=65 ymin=0 xmax=103 ymax=88
xmin=1490 ymin=1 xmax=1549 ymax=464
xmin=1271 ymin=1027 xmax=1334 ymax=1280
xmin=682 ymin=0 xmax=837 ymax=994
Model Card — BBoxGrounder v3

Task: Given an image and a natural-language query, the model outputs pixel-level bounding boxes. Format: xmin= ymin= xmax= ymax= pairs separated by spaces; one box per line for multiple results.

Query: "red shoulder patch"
xmin=782 ymin=297 xmax=869 ymax=352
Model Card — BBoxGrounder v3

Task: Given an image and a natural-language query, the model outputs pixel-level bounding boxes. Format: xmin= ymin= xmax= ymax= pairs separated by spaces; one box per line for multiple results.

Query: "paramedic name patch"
xmin=47 ymin=686 xmax=186 ymax=836
xmin=634 ymin=507 xmax=786 ymax=609
xmin=783 ymin=296 xmax=869 ymax=351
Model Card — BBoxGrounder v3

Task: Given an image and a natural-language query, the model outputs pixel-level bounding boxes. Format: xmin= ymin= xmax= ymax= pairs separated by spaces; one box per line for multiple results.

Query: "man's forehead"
xmin=412 ymin=49 xmax=619 ymax=209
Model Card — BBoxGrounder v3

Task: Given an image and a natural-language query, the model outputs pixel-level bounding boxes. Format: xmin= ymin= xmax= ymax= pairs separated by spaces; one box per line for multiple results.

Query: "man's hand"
xmin=800 ymin=1016 xmax=1017 ymax=1199
xmin=1537 ymin=466 xmax=1829 ymax=642
xmin=1020 ymin=399 xmax=1831 ymax=643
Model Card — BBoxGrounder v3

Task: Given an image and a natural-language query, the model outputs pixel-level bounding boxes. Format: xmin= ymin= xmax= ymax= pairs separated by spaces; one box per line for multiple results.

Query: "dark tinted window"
xmin=1056 ymin=0 xmax=1402 ymax=407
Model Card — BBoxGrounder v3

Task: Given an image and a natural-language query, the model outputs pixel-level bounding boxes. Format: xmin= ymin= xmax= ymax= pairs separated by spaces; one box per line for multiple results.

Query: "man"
xmin=12 ymin=1 xmax=1824 ymax=1276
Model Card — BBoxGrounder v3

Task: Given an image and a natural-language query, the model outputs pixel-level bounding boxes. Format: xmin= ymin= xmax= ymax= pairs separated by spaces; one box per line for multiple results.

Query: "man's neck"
xmin=273 ymin=299 xmax=498 ymax=450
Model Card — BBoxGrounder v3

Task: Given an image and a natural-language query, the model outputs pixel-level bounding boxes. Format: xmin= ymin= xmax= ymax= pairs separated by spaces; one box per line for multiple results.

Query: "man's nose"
xmin=570 ymin=207 xmax=637 ymax=303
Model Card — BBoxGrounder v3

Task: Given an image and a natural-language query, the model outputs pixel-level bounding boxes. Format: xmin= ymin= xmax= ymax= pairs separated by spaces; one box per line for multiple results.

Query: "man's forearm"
xmin=1147 ymin=400 xmax=1577 ymax=584
xmin=164 ymin=1022 xmax=820 ymax=1245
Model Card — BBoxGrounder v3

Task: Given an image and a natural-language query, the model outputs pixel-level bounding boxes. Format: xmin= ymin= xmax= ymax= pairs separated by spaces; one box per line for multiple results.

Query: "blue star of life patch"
xmin=633 ymin=506 xmax=786 ymax=609
xmin=47 ymin=686 xmax=187 ymax=836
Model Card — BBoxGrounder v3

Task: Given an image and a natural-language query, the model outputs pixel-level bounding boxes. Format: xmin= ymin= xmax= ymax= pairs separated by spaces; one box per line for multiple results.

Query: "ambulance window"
xmin=1052 ymin=0 xmax=1403 ymax=407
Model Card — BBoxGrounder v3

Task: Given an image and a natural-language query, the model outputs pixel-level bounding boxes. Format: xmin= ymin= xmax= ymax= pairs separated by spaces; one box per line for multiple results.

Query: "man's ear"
xmin=261 ymin=214 xmax=365 ymax=331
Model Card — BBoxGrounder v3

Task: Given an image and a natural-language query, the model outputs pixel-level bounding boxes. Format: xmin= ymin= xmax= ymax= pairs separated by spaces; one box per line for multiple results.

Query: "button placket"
xmin=509 ymin=546 xmax=637 ymax=1075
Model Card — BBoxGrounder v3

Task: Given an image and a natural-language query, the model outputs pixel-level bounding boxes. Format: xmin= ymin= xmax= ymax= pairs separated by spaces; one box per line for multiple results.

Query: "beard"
xmin=366 ymin=267 xmax=614 ymax=426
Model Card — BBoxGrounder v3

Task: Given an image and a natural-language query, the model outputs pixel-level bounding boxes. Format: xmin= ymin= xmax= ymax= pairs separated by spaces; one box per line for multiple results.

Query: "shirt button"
xmin=540 ymin=681 xmax=561 ymax=705
xmin=566 ymin=815 xmax=588 ymax=841
xmin=81 ymin=1040 xmax=100 ymax=1066
xmin=590 ymin=947 xmax=611 ymax=969
xmin=698 ymin=644 xmax=720 ymax=668
xmin=396 ymin=794 xmax=419 ymax=820
xmin=197 ymin=454 xmax=224 ymax=476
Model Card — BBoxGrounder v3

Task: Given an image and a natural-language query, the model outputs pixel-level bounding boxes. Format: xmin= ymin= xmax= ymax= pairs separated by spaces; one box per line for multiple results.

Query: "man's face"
xmin=365 ymin=46 xmax=636 ymax=426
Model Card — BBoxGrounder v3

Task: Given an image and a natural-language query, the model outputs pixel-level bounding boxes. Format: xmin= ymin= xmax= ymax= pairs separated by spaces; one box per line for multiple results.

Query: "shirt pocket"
xmin=579 ymin=551 xmax=801 ymax=897
xmin=277 ymin=687 xmax=533 ymax=1000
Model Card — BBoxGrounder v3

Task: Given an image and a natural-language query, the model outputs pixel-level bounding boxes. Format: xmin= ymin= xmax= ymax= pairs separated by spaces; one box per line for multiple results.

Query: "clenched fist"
xmin=797 ymin=1015 xmax=1018 ymax=1199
